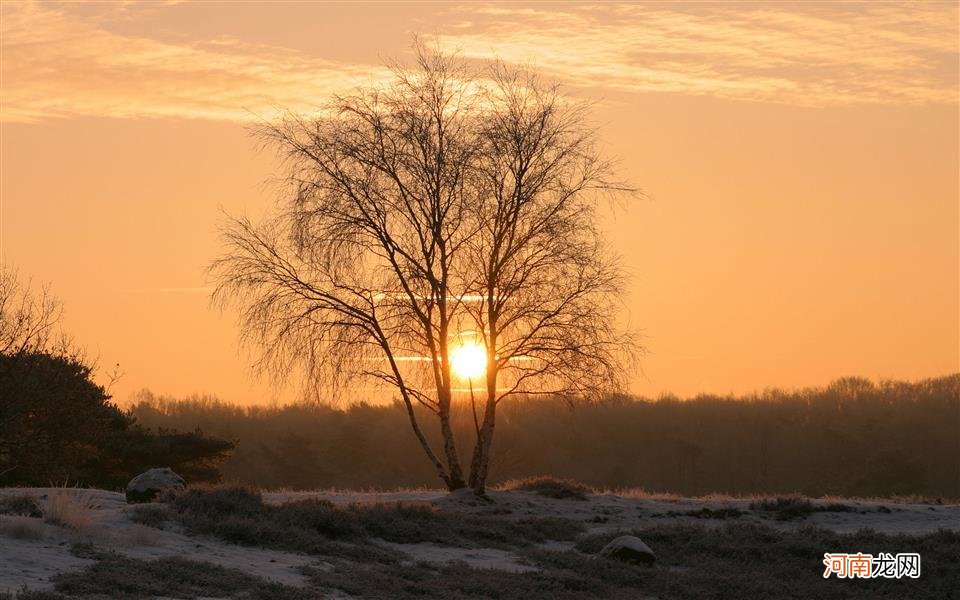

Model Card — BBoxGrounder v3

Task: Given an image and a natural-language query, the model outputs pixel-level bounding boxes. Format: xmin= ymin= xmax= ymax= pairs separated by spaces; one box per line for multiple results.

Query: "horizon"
xmin=117 ymin=372 xmax=960 ymax=410
xmin=2 ymin=1 xmax=958 ymax=406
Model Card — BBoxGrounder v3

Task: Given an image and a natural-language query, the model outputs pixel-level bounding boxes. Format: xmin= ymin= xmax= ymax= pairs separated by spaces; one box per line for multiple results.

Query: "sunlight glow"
xmin=450 ymin=342 xmax=487 ymax=380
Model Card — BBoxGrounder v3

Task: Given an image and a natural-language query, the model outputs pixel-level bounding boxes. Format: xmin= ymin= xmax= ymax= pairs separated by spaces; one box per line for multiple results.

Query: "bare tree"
xmin=211 ymin=46 xmax=636 ymax=493
xmin=463 ymin=67 xmax=636 ymax=492
xmin=0 ymin=264 xmax=70 ymax=357
xmin=1 ymin=264 xmax=77 ymax=479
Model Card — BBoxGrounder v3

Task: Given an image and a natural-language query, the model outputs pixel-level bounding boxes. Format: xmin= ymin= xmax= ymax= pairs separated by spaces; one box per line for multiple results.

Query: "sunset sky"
xmin=2 ymin=1 xmax=957 ymax=405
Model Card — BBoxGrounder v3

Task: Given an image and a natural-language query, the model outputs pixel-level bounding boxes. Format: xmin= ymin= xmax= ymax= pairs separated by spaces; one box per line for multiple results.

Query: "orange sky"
xmin=2 ymin=1 xmax=957 ymax=405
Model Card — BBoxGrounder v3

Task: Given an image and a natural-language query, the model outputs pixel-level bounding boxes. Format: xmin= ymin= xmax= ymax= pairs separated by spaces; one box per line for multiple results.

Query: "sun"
xmin=450 ymin=342 xmax=487 ymax=380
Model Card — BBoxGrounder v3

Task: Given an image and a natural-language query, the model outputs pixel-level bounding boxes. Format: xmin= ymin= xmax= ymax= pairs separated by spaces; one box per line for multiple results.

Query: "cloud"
xmin=1 ymin=1 xmax=956 ymax=124
xmin=118 ymin=287 xmax=213 ymax=294
xmin=429 ymin=3 xmax=958 ymax=107
xmin=0 ymin=1 xmax=388 ymax=123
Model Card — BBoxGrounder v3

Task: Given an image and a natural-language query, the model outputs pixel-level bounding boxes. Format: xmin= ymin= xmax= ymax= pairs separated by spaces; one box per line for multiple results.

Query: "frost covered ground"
xmin=2 ymin=486 xmax=958 ymax=599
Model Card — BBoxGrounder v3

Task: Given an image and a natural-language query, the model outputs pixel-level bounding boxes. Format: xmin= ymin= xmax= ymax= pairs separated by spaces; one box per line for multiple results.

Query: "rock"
xmin=600 ymin=535 xmax=656 ymax=566
xmin=125 ymin=467 xmax=185 ymax=503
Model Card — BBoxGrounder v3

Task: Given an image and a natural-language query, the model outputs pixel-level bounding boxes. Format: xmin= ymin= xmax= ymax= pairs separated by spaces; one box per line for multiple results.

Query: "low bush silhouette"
xmin=166 ymin=486 xmax=584 ymax=553
xmin=749 ymin=496 xmax=817 ymax=521
xmin=0 ymin=352 xmax=234 ymax=489
xmin=500 ymin=476 xmax=592 ymax=500
xmin=0 ymin=494 xmax=43 ymax=518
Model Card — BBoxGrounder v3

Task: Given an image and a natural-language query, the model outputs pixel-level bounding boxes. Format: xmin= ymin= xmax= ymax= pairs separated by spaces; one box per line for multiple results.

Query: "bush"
xmin=0 ymin=516 xmax=46 ymax=540
xmin=571 ymin=523 xmax=960 ymax=599
xmin=310 ymin=558 xmax=635 ymax=600
xmin=749 ymin=496 xmax=816 ymax=521
xmin=171 ymin=486 xmax=265 ymax=518
xmin=311 ymin=524 xmax=960 ymax=600
xmin=500 ymin=476 xmax=592 ymax=500
xmin=52 ymin=554 xmax=309 ymax=600
xmin=168 ymin=486 xmax=584 ymax=556
xmin=0 ymin=494 xmax=43 ymax=518
xmin=0 ymin=352 xmax=234 ymax=489
xmin=3 ymin=592 xmax=68 ymax=600
xmin=130 ymin=505 xmax=170 ymax=529
xmin=662 ymin=507 xmax=745 ymax=519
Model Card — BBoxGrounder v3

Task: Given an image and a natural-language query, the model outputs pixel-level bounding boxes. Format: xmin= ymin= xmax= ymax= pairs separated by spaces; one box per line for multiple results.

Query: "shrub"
xmin=0 ymin=494 xmax=43 ymax=518
xmin=311 ymin=524 xmax=960 ymax=600
xmin=571 ymin=523 xmax=960 ymax=600
xmin=168 ymin=486 xmax=584 ymax=556
xmin=749 ymin=496 xmax=816 ymax=521
xmin=130 ymin=505 xmax=170 ymax=529
xmin=0 ymin=516 xmax=46 ymax=540
xmin=52 ymin=554 xmax=309 ymax=600
xmin=309 ymin=558 xmax=632 ymax=600
xmin=4 ymin=592 xmax=68 ymax=600
xmin=662 ymin=507 xmax=744 ymax=519
xmin=0 ymin=351 xmax=234 ymax=490
xmin=821 ymin=503 xmax=856 ymax=513
xmin=171 ymin=486 xmax=264 ymax=518
xmin=500 ymin=476 xmax=592 ymax=500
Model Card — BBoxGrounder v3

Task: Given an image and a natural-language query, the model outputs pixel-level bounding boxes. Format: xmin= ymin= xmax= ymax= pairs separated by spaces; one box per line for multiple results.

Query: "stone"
xmin=125 ymin=467 xmax=185 ymax=503
xmin=599 ymin=535 xmax=656 ymax=565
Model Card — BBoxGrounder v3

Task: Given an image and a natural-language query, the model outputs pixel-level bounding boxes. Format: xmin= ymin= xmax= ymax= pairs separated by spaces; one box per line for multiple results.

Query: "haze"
xmin=2 ymin=1 xmax=957 ymax=405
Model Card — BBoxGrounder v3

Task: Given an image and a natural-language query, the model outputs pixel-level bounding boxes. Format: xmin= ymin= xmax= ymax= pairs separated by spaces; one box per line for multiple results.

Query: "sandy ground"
xmin=0 ymin=488 xmax=314 ymax=593
xmin=2 ymin=487 xmax=958 ymax=595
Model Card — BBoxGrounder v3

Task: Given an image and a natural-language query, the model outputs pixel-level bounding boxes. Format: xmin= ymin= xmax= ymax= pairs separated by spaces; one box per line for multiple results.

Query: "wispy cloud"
xmin=430 ymin=3 xmax=958 ymax=107
xmin=0 ymin=2 xmax=388 ymax=123
xmin=1 ymin=1 xmax=955 ymax=124
xmin=118 ymin=286 xmax=212 ymax=294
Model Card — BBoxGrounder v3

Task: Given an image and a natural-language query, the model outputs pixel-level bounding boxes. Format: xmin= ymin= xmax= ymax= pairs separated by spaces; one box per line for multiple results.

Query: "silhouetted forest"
xmin=129 ymin=374 xmax=960 ymax=499
xmin=0 ymin=352 xmax=234 ymax=488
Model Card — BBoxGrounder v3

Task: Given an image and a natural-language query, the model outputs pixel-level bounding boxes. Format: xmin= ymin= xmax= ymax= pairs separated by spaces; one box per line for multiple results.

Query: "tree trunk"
xmin=469 ymin=290 xmax=499 ymax=495
xmin=384 ymin=350 xmax=455 ymax=490
xmin=468 ymin=364 xmax=498 ymax=493
xmin=467 ymin=399 xmax=496 ymax=493
xmin=439 ymin=400 xmax=466 ymax=490
xmin=399 ymin=389 xmax=452 ymax=489
xmin=435 ymin=305 xmax=466 ymax=491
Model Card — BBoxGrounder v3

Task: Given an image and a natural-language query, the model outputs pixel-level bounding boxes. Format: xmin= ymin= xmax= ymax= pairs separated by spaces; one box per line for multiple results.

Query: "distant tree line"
xmin=130 ymin=374 xmax=960 ymax=499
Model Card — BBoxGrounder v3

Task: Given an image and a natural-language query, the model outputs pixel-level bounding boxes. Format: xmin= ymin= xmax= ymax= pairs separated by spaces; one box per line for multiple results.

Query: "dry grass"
xmin=167 ymin=486 xmax=584 ymax=557
xmin=130 ymin=504 xmax=169 ymax=529
xmin=597 ymin=487 xmax=684 ymax=501
xmin=601 ymin=488 xmax=814 ymax=502
xmin=122 ymin=524 xmax=163 ymax=547
xmin=600 ymin=488 xmax=959 ymax=506
xmin=43 ymin=488 xmax=99 ymax=530
xmin=307 ymin=523 xmax=960 ymax=600
xmin=232 ymin=484 xmax=960 ymax=508
xmin=0 ymin=515 xmax=47 ymax=540
xmin=498 ymin=476 xmax=592 ymax=500
xmin=50 ymin=554 xmax=309 ymax=600
xmin=268 ymin=485 xmax=444 ymax=494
